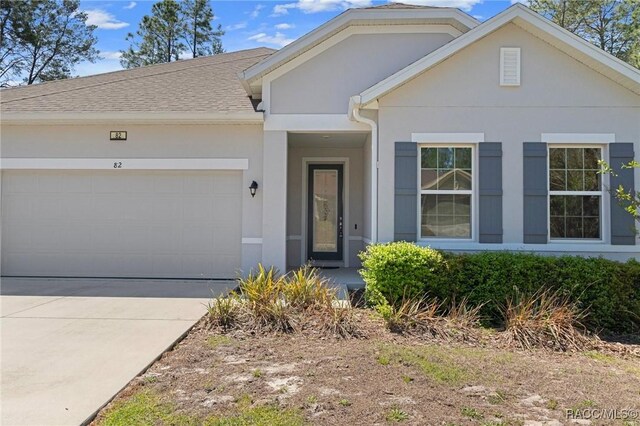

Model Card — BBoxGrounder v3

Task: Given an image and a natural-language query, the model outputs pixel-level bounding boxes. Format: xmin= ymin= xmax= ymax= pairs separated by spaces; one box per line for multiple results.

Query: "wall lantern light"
xmin=249 ymin=180 xmax=259 ymax=197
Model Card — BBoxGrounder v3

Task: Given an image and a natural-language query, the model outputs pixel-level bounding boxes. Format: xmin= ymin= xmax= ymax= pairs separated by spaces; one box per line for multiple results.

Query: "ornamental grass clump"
xmin=282 ymin=265 xmax=335 ymax=310
xmin=380 ymin=296 xmax=482 ymax=342
xmin=207 ymin=264 xmax=360 ymax=337
xmin=502 ymin=288 xmax=595 ymax=352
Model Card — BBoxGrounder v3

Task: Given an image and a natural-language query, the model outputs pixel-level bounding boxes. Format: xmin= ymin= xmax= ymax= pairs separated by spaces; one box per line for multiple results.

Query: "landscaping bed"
xmin=93 ymin=313 xmax=639 ymax=426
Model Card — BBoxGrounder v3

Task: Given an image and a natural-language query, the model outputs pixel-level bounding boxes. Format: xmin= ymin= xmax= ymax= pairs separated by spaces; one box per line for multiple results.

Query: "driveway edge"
xmin=80 ymin=312 xmax=207 ymax=425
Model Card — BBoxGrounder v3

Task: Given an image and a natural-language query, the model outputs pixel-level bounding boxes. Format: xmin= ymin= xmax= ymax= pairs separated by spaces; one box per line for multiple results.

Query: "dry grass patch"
xmin=502 ymin=289 xmax=596 ymax=352
xmin=379 ymin=297 xmax=483 ymax=343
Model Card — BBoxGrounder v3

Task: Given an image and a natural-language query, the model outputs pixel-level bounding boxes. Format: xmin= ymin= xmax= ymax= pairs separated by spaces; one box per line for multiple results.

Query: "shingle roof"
xmin=364 ymin=2 xmax=440 ymax=9
xmin=0 ymin=47 xmax=275 ymax=114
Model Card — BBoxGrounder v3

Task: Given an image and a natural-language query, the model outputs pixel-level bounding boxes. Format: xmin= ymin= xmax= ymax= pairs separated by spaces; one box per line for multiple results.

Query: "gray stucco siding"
xmin=376 ymin=23 xmax=640 ymax=251
xmin=270 ymin=32 xmax=455 ymax=114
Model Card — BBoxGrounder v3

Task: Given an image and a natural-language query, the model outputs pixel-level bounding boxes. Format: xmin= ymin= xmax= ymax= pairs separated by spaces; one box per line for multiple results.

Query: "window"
xmin=549 ymin=147 xmax=602 ymax=239
xmin=420 ymin=146 xmax=473 ymax=238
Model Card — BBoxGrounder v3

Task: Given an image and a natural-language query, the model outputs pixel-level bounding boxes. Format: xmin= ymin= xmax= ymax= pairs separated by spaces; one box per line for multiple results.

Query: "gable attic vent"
xmin=500 ymin=47 xmax=521 ymax=86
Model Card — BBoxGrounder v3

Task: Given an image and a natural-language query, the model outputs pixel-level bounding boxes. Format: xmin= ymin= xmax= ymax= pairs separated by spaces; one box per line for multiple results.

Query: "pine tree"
xmin=181 ymin=0 xmax=224 ymax=58
xmin=121 ymin=0 xmax=224 ymax=68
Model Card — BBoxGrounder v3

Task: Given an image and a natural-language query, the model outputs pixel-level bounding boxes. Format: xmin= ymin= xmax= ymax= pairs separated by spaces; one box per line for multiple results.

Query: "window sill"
xmin=415 ymin=241 xmax=638 ymax=253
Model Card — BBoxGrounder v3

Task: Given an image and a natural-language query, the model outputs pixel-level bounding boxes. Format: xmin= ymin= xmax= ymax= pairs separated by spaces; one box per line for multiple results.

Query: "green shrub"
xmin=358 ymin=243 xmax=640 ymax=334
xmin=358 ymin=242 xmax=445 ymax=306
xmin=443 ymin=252 xmax=640 ymax=333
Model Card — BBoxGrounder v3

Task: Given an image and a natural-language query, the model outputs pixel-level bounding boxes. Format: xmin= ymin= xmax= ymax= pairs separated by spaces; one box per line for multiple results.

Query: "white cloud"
xmin=511 ymin=0 xmax=530 ymax=4
xmin=123 ymin=2 xmax=137 ymax=10
xmin=275 ymin=23 xmax=295 ymax=30
xmin=75 ymin=59 xmax=123 ymax=76
xmin=389 ymin=0 xmax=482 ymax=12
xmin=248 ymin=32 xmax=295 ymax=47
xmin=272 ymin=0 xmax=371 ymax=16
xmin=101 ymin=50 xmax=122 ymax=60
xmin=249 ymin=4 xmax=264 ymax=19
xmin=84 ymin=9 xmax=129 ymax=30
xmin=227 ymin=22 xmax=248 ymax=31
xmin=272 ymin=3 xmax=296 ymax=16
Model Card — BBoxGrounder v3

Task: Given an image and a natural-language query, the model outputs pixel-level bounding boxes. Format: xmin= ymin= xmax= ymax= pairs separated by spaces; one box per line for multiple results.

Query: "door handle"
xmin=338 ymin=216 xmax=343 ymax=238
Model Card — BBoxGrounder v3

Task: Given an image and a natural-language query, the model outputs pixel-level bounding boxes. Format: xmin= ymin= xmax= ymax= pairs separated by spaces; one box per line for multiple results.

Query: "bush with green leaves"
xmin=443 ymin=252 xmax=640 ymax=333
xmin=358 ymin=243 xmax=640 ymax=334
xmin=358 ymin=242 xmax=446 ymax=306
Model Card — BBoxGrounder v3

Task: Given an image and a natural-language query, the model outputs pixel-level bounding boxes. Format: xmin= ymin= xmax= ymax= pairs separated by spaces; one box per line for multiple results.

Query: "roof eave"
xmin=0 ymin=111 xmax=265 ymax=125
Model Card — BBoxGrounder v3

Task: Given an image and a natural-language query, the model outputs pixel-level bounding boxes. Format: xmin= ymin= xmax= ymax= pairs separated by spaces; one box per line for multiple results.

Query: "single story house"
xmin=1 ymin=3 xmax=639 ymax=279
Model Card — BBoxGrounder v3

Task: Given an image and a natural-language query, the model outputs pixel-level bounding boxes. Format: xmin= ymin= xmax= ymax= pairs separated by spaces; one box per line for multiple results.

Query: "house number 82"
xmin=113 ymin=162 xmax=122 ymax=169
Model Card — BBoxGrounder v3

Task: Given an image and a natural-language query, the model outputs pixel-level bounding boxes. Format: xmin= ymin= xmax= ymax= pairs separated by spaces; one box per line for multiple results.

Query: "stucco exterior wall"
xmin=270 ymin=32 xmax=455 ymax=114
xmin=286 ymin=145 xmax=366 ymax=268
xmin=376 ymin=23 xmax=640 ymax=254
xmin=1 ymin=123 xmax=265 ymax=272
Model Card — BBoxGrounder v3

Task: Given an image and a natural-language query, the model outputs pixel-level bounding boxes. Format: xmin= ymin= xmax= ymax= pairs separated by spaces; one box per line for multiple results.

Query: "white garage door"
xmin=1 ymin=170 xmax=242 ymax=278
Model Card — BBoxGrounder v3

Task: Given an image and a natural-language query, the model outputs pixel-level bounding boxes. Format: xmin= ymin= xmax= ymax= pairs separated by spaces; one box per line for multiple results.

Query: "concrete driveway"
xmin=1 ymin=277 xmax=235 ymax=426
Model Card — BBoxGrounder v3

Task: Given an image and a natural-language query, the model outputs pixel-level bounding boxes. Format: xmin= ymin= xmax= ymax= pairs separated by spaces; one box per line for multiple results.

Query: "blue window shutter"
xmin=479 ymin=143 xmax=503 ymax=243
xmin=395 ymin=142 xmax=418 ymax=242
xmin=609 ymin=143 xmax=636 ymax=245
xmin=523 ymin=142 xmax=548 ymax=243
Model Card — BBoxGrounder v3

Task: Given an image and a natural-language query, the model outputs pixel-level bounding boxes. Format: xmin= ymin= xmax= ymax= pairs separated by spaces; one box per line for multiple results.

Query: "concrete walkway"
xmin=1 ymin=277 xmax=234 ymax=426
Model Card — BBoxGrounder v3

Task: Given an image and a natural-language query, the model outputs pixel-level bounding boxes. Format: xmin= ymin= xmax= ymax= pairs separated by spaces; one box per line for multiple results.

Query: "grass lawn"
xmin=92 ymin=312 xmax=640 ymax=426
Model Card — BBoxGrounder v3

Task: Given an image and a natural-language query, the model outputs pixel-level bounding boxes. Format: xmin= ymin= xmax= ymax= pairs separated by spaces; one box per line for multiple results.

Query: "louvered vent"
xmin=500 ymin=47 xmax=521 ymax=86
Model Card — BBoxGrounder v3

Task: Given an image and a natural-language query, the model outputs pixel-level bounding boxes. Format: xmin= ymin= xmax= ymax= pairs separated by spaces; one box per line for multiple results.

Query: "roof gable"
xmin=239 ymin=5 xmax=479 ymax=95
xmin=355 ymin=3 xmax=640 ymax=108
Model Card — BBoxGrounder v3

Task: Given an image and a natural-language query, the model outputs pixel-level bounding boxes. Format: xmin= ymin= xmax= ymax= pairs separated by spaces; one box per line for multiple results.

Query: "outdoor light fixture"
xmin=249 ymin=180 xmax=258 ymax=197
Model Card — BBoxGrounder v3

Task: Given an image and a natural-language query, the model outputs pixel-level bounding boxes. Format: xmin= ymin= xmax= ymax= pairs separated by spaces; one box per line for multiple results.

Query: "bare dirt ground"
xmin=93 ymin=310 xmax=640 ymax=426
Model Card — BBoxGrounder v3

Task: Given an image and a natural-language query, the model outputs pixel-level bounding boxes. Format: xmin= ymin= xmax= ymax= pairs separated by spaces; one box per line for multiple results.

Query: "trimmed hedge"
xmin=359 ymin=244 xmax=640 ymax=334
xmin=358 ymin=242 xmax=445 ymax=306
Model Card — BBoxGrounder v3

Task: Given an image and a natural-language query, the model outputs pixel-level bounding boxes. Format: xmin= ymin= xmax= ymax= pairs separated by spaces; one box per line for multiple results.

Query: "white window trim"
xmin=541 ymin=133 xmax=615 ymax=144
xmin=546 ymin=144 xmax=608 ymax=244
xmin=411 ymin=133 xmax=484 ymax=144
xmin=417 ymin=144 xmax=478 ymax=242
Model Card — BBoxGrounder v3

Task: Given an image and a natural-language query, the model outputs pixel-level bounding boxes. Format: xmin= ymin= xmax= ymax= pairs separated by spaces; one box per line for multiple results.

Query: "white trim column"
xmin=262 ymin=131 xmax=288 ymax=271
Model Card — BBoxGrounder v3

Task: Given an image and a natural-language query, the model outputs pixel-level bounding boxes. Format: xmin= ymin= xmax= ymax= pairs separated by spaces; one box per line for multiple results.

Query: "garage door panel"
xmin=2 ymin=170 xmax=242 ymax=278
xmin=93 ymin=196 xmax=123 ymax=221
xmin=62 ymin=223 xmax=94 ymax=251
xmin=182 ymin=226 xmax=215 ymax=254
xmin=31 ymin=222 xmax=65 ymax=252
xmin=152 ymin=255 xmax=183 ymax=277
xmin=184 ymin=174 xmax=215 ymax=194
xmin=3 ymin=172 xmax=37 ymax=192
xmin=154 ymin=174 xmax=184 ymax=193
xmin=148 ymin=226 xmax=181 ymax=253
xmin=4 ymin=224 xmax=32 ymax=251
xmin=154 ymin=197 xmax=183 ymax=222
xmin=37 ymin=174 xmax=63 ymax=193
xmin=59 ymin=173 xmax=92 ymax=192
xmin=212 ymin=227 xmax=241 ymax=254
xmin=212 ymin=172 xmax=242 ymax=195
xmin=212 ymin=196 xmax=242 ymax=224
xmin=35 ymin=195 xmax=65 ymax=220
xmin=183 ymin=197 xmax=215 ymax=221
xmin=4 ymin=194 xmax=33 ymax=221
xmin=92 ymin=173 xmax=131 ymax=193
xmin=63 ymin=197 xmax=95 ymax=221
xmin=124 ymin=174 xmax=155 ymax=193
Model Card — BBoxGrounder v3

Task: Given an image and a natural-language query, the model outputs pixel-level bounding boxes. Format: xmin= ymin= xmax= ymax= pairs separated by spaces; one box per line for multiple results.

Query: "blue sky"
xmin=76 ymin=0 xmax=516 ymax=76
